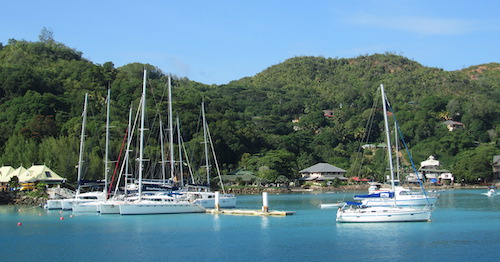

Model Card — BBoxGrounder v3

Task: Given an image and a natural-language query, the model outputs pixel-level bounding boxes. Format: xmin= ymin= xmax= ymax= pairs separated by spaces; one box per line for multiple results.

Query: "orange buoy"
xmin=17 ymin=222 xmax=22 ymax=226
xmin=59 ymin=216 xmax=65 ymax=220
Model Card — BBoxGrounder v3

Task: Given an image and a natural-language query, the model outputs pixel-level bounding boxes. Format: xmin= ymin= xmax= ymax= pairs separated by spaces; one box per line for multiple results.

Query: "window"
xmin=45 ymin=171 xmax=52 ymax=178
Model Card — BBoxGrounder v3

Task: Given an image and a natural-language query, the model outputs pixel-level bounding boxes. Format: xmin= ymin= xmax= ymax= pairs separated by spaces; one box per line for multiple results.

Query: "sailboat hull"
xmin=194 ymin=198 xmax=236 ymax=208
xmin=119 ymin=202 xmax=206 ymax=215
xmin=336 ymin=206 xmax=432 ymax=223
xmin=186 ymin=192 xmax=237 ymax=208
xmin=99 ymin=201 xmax=124 ymax=214
xmin=46 ymin=199 xmax=63 ymax=210
xmin=72 ymin=202 xmax=100 ymax=213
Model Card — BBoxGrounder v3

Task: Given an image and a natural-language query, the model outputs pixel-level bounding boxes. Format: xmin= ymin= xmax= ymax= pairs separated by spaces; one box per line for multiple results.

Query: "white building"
xmin=418 ymin=156 xmax=454 ymax=184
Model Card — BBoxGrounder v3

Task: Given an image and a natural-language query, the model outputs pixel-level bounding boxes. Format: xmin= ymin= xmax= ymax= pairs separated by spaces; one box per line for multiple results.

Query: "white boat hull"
xmin=99 ymin=201 xmax=124 ymax=214
xmin=336 ymin=206 xmax=432 ymax=223
xmin=119 ymin=201 xmax=206 ymax=215
xmin=46 ymin=199 xmax=63 ymax=210
xmin=60 ymin=199 xmax=76 ymax=210
xmin=193 ymin=195 xmax=237 ymax=208
xmin=59 ymin=192 xmax=107 ymax=210
xmin=72 ymin=201 xmax=100 ymax=213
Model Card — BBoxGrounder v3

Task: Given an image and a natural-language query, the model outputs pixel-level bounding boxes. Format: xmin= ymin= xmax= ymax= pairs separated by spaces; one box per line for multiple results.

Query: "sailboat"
xmin=336 ymin=84 xmax=433 ymax=223
xmin=118 ymin=71 xmax=205 ymax=215
xmin=99 ymin=106 xmax=136 ymax=214
xmin=353 ymin=121 xmax=438 ymax=207
xmin=179 ymin=101 xmax=237 ymax=208
xmin=73 ymin=89 xmax=113 ymax=213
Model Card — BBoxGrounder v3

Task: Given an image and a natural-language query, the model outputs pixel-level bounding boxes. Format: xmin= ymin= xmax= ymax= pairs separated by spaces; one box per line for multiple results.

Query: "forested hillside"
xmin=0 ymin=38 xmax=499 ymax=186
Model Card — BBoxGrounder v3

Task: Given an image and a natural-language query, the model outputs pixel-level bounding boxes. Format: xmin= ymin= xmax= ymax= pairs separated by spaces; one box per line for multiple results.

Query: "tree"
xmin=38 ymin=27 xmax=55 ymax=43
xmin=0 ymin=134 xmax=37 ymax=167
xmin=8 ymin=176 xmax=19 ymax=190
xmin=452 ymin=145 xmax=499 ymax=183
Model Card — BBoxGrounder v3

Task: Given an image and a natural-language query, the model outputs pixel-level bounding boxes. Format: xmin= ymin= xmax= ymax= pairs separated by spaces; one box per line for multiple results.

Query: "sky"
xmin=1 ymin=0 xmax=499 ymax=85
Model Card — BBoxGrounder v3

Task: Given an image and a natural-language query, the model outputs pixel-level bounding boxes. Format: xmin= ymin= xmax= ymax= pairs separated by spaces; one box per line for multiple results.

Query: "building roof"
xmin=299 ymin=163 xmax=346 ymax=173
xmin=0 ymin=166 xmax=15 ymax=183
xmin=18 ymin=165 xmax=65 ymax=183
xmin=1 ymin=166 xmax=28 ymax=183
xmin=420 ymin=155 xmax=440 ymax=168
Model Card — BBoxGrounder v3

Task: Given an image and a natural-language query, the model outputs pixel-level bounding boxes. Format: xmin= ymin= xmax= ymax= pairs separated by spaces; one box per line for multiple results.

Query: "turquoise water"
xmin=1 ymin=189 xmax=500 ymax=261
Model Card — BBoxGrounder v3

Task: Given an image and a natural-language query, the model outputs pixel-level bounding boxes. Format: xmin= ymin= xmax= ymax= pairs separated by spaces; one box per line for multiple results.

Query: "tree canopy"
xmin=0 ymin=37 xmax=499 ymax=185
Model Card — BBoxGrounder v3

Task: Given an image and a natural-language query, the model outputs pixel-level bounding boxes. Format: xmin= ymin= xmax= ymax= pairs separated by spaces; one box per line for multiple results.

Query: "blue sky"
xmin=1 ymin=0 xmax=498 ymax=85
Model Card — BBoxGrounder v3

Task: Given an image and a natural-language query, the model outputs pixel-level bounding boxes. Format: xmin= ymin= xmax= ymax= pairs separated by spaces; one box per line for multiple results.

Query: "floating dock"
xmin=207 ymin=191 xmax=295 ymax=216
xmin=206 ymin=209 xmax=295 ymax=216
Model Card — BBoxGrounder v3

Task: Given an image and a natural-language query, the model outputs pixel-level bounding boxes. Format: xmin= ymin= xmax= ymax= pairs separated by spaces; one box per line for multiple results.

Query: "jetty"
xmin=207 ymin=192 xmax=295 ymax=216
xmin=206 ymin=209 xmax=295 ymax=216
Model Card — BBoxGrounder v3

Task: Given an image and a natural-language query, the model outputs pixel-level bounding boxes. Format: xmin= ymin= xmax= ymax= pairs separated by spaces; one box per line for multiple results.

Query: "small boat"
xmin=486 ymin=188 xmax=495 ymax=196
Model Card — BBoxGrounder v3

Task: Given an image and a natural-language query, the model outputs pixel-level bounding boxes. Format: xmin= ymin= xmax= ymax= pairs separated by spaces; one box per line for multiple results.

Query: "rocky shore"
xmin=0 ymin=191 xmax=47 ymax=206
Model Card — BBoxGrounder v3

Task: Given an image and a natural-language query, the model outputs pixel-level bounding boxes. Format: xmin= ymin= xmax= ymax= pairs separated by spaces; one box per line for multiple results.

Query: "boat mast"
xmin=124 ymin=106 xmax=133 ymax=197
xmin=76 ymin=93 xmax=88 ymax=197
xmin=104 ymin=89 xmax=110 ymax=199
xmin=202 ymin=100 xmax=211 ymax=191
xmin=177 ymin=116 xmax=184 ymax=187
xmin=159 ymin=117 xmax=166 ymax=183
xmin=138 ymin=70 xmax=147 ymax=200
xmin=394 ymin=121 xmax=400 ymax=182
xmin=168 ymin=76 xmax=175 ymax=182
xmin=380 ymin=84 xmax=396 ymax=194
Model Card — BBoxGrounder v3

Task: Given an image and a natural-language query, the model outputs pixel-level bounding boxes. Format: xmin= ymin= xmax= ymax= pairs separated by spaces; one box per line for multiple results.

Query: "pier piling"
xmin=262 ymin=192 xmax=269 ymax=213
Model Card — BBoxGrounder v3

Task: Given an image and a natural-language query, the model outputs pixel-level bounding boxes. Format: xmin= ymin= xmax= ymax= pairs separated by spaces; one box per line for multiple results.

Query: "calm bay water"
xmin=1 ymin=189 xmax=499 ymax=261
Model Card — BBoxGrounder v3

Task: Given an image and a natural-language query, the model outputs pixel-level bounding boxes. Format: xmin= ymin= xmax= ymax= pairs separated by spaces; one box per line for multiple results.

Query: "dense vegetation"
xmin=0 ymin=34 xmax=499 ymax=187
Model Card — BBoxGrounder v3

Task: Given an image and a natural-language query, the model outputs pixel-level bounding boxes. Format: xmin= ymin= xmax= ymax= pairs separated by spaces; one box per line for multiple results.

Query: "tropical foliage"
xmin=0 ymin=32 xmax=499 ymax=186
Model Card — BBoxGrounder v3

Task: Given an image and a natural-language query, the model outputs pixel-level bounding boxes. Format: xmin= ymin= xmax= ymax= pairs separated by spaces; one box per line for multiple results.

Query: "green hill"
xmin=0 ymin=39 xmax=498 ymax=185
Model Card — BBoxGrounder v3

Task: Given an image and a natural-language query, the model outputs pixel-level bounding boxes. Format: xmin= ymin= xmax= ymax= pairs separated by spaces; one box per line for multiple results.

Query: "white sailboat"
xmin=353 ymin=122 xmax=438 ymax=207
xmin=118 ymin=71 xmax=205 ymax=215
xmin=99 ymin=106 xmax=137 ymax=214
xmin=73 ymin=89 xmax=112 ymax=213
xmin=336 ymin=84 xmax=433 ymax=223
xmin=180 ymin=101 xmax=236 ymax=208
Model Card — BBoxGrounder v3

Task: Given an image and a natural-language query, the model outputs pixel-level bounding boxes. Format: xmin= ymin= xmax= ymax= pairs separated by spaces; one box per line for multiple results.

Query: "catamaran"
xmin=118 ymin=71 xmax=205 ymax=215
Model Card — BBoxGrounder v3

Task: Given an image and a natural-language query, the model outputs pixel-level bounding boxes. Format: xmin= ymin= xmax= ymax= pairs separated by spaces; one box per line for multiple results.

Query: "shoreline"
xmin=0 ymin=184 xmax=493 ymax=206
